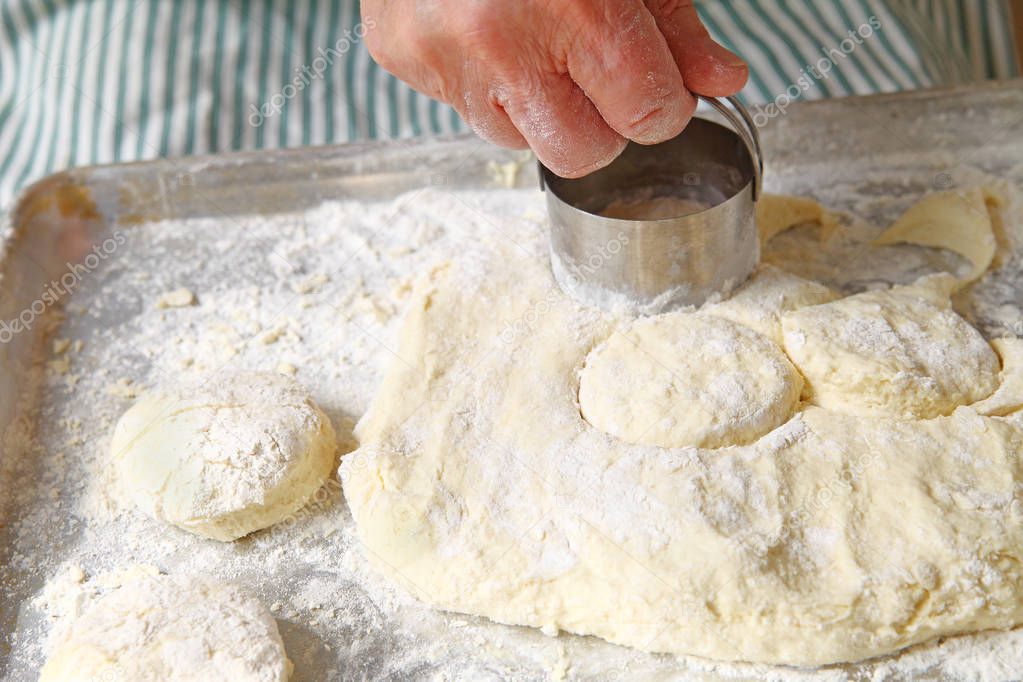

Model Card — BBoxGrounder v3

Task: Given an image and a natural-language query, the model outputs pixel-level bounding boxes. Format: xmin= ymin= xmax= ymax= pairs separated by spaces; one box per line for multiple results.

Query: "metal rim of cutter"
xmin=537 ymin=95 xmax=765 ymax=313
xmin=537 ymin=95 xmax=764 ymax=200
xmin=701 ymin=96 xmax=764 ymax=200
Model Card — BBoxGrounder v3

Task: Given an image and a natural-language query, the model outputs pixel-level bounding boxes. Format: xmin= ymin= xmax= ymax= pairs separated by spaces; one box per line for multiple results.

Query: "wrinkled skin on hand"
xmin=363 ymin=0 xmax=748 ymax=177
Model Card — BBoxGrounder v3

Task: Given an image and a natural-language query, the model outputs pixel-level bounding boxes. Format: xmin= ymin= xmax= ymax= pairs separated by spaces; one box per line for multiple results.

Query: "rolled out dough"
xmin=344 ymin=227 xmax=1023 ymax=666
xmin=703 ymin=263 xmax=838 ymax=345
xmin=972 ymin=337 xmax=1023 ymax=417
xmin=756 ymin=193 xmax=837 ymax=244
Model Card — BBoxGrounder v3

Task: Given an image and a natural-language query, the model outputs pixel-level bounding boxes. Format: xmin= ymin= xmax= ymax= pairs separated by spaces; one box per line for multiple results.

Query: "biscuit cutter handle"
xmin=703 ymin=96 xmax=764 ymax=201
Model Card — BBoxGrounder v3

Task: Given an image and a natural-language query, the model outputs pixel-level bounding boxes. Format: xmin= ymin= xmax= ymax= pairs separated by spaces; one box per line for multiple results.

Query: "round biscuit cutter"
xmin=539 ymin=96 xmax=764 ymax=314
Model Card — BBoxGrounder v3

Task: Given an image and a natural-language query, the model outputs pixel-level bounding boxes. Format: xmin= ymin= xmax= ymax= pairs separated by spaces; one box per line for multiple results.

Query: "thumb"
xmin=645 ymin=0 xmax=748 ymax=97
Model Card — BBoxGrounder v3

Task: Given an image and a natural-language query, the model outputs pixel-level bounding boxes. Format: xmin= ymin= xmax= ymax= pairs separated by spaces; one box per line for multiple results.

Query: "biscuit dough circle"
xmin=111 ymin=371 xmax=336 ymax=541
xmin=781 ymin=289 xmax=1000 ymax=419
xmin=578 ymin=315 xmax=802 ymax=448
xmin=40 ymin=573 xmax=291 ymax=682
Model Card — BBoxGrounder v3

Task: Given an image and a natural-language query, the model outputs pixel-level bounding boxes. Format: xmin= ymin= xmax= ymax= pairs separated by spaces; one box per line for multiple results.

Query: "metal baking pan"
xmin=3 ymin=81 xmax=1023 ymax=681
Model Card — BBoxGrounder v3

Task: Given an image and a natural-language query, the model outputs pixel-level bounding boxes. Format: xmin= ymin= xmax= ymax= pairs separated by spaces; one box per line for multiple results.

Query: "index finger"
xmin=645 ymin=0 xmax=748 ymax=97
xmin=563 ymin=0 xmax=696 ymax=145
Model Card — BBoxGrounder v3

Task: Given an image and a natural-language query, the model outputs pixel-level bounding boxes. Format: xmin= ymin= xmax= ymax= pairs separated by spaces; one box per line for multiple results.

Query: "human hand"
xmin=362 ymin=0 xmax=748 ymax=177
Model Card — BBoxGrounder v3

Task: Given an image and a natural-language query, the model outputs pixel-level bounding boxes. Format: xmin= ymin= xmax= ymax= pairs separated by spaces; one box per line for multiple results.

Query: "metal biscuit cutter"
xmin=539 ymin=96 xmax=764 ymax=314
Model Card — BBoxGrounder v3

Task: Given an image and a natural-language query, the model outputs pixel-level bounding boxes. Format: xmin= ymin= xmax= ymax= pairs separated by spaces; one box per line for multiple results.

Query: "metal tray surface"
xmin=3 ymin=81 xmax=1023 ymax=681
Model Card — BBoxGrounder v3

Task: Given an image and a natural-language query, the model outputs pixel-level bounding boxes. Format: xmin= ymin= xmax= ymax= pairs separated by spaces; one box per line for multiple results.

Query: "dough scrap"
xmin=40 ymin=573 xmax=291 ymax=682
xmin=344 ymin=243 xmax=1023 ymax=666
xmin=972 ymin=337 xmax=1023 ymax=417
xmin=781 ymin=284 xmax=1000 ymax=419
xmin=578 ymin=314 xmax=801 ymax=448
xmin=111 ymin=371 xmax=336 ymax=541
xmin=873 ymin=188 xmax=1000 ymax=282
xmin=756 ymin=194 xmax=836 ymax=244
xmin=155 ymin=287 xmax=196 ymax=308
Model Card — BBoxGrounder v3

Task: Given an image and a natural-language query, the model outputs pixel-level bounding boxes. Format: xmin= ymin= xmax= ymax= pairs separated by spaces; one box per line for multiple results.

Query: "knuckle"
xmin=550 ymin=135 xmax=627 ymax=178
xmin=620 ymin=97 xmax=689 ymax=142
xmin=493 ymin=70 xmax=546 ymax=115
xmin=626 ymin=104 xmax=671 ymax=138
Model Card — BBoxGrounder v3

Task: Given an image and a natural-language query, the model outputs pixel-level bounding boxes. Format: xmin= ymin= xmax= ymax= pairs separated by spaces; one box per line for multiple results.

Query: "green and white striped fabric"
xmin=700 ymin=0 xmax=1018 ymax=104
xmin=0 ymin=0 xmax=1018 ymax=208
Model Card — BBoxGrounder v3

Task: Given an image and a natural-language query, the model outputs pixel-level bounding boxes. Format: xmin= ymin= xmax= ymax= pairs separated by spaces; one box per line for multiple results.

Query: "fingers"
xmin=645 ymin=0 xmax=748 ymax=97
xmin=448 ymin=58 xmax=527 ymax=150
xmin=457 ymin=65 xmax=530 ymax=150
xmin=364 ymin=0 xmax=743 ymax=173
xmin=367 ymin=0 xmax=529 ymax=150
xmin=498 ymin=72 xmax=627 ymax=178
xmin=565 ymin=0 xmax=695 ymax=144
xmin=460 ymin=100 xmax=531 ymax=150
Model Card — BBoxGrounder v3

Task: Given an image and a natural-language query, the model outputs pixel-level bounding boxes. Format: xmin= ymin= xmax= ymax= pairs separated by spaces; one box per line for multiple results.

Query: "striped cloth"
xmin=0 ymin=0 xmax=1018 ymax=208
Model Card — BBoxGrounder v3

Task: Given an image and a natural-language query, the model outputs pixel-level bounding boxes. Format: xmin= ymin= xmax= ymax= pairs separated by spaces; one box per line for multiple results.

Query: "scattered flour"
xmin=1 ymin=178 xmax=1022 ymax=680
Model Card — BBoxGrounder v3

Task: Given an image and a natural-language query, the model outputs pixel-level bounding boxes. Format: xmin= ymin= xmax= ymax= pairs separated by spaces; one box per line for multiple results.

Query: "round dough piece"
xmin=40 ymin=573 xmax=291 ymax=681
xmin=110 ymin=371 xmax=336 ymax=541
xmin=781 ymin=288 xmax=1000 ymax=419
xmin=578 ymin=314 xmax=802 ymax=448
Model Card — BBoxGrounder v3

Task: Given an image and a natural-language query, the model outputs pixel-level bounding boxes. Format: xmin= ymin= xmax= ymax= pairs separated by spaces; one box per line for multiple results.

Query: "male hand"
xmin=362 ymin=0 xmax=748 ymax=177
